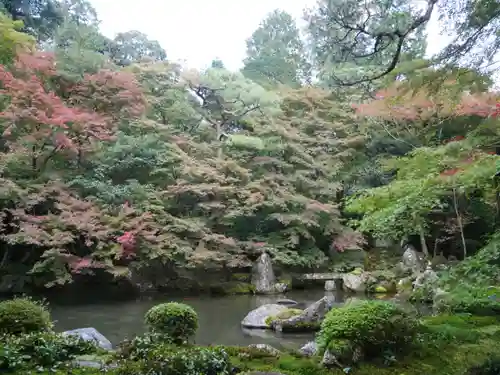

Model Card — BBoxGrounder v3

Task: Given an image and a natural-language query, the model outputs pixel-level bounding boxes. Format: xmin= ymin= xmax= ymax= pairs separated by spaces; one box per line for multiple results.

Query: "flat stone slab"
xmin=301 ymin=273 xmax=342 ymax=280
xmin=276 ymin=299 xmax=298 ymax=306
xmin=241 ymin=304 xmax=288 ymax=329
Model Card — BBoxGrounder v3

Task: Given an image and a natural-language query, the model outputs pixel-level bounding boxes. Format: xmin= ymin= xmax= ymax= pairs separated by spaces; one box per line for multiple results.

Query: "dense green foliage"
xmin=0 ymin=0 xmax=496 ymax=304
xmin=0 ymin=297 xmax=52 ymax=335
xmin=0 ymin=331 xmax=98 ymax=372
xmin=316 ymin=300 xmax=419 ymax=361
xmin=144 ymin=302 xmax=198 ymax=344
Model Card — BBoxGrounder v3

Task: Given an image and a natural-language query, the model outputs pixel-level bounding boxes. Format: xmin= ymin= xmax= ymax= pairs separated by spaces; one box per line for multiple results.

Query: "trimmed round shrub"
xmin=0 ymin=297 xmax=52 ymax=335
xmin=316 ymin=300 xmax=419 ymax=360
xmin=144 ymin=302 xmax=198 ymax=343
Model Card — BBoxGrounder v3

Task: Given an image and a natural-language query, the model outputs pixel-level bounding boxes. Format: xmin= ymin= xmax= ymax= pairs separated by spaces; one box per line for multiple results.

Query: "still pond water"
xmin=50 ymin=290 xmax=366 ymax=349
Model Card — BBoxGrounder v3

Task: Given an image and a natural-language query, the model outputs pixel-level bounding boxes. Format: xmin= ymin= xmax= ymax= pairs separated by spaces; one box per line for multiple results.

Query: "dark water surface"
xmin=50 ymin=290 xmax=364 ymax=349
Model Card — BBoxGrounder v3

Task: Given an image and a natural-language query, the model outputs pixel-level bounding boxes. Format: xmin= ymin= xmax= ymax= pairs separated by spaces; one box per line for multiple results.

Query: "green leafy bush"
xmin=116 ymin=346 xmax=231 ymax=375
xmin=316 ymin=300 xmax=419 ymax=360
xmin=116 ymin=332 xmax=165 ymax=361
xmin=0 ymin=297 xmax=52 ymax=335
xmin=144 ymin=302 xmax=198 ymax=344
xmin=0 ymin=331 xmax=98 ymax=372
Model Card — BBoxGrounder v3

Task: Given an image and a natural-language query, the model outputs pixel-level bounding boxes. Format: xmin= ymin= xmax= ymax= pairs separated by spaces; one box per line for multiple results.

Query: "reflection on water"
xmin=50 ymin=290 xmax=362 ymax=349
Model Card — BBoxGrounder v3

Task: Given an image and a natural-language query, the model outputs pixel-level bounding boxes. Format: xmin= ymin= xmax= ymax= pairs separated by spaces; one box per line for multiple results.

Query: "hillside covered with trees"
xmin=0 ymin=0 xmax=498 ymax=298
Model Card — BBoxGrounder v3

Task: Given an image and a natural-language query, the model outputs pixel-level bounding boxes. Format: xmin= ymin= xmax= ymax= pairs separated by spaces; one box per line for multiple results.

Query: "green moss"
xmin=374 ymin=285 xmax=387 ymax=293
xmin=423 ymin=314 xmax=500 ymax=328
xmin=435 ymin=286 xmax=500 ymax=315
xmin=264 ymin=308 xmax=303 ymax=326
xmin=350 ymin=267 xmax=364 ymax=275
xmin=231 ymin=273 xmax=251 ymax=282
xmin=226 ymin=282 xmax=255 ymax=295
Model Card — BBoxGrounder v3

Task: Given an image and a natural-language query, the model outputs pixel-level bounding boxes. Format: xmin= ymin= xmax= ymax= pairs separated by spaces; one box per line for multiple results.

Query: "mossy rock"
xmin=265 ymin=308 xmax=303 ymax=326
xmin=374 ymin=285 xmax=388 ymax=293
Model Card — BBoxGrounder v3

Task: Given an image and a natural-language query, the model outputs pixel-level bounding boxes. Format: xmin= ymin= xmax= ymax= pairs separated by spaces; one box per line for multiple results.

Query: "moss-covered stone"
xmin=264 ymin=308 xmax=303 ymax=326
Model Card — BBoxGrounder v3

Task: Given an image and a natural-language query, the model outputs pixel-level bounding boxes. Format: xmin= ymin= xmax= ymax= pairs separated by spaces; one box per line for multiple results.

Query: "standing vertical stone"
xmin=251 ymin=252 xmax=276 ymax=294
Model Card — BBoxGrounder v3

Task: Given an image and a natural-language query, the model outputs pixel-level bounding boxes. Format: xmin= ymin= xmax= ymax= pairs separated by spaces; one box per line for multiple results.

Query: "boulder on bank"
xmin=62 ymin=327 xmax=112 ymax=350
xmin=241 ymin=304 xmax=288 ymax=329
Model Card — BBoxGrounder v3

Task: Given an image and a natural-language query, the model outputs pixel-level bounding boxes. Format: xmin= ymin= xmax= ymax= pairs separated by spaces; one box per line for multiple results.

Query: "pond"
xmin=50 ymin=289 xmax=369 ymax=350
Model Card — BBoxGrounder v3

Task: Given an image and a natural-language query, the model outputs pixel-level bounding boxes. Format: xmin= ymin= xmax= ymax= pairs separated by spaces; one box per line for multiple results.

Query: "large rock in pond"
xmin=271 ymin=296 xmax=334 ymax=332
xmin=241 ymin=304 xmax=288 ymax=329
xmin=251 ymin=252 xmax=279 ymax=294
xmin=62 ymin=327 xmax=112 ymax=350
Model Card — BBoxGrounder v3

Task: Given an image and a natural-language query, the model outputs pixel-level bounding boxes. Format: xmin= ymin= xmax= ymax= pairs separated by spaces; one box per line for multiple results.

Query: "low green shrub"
xmin=116 ymin=332 xmax=165 ymax=360
xmin=316 ymin=300 xmax=419 ymax=361
xmin=115 ymin=346 xmax=231 ymax=375
xmin=144 ymin=302 xmax=198 ymax=344
xmin=0 ymin=297 xmax=52 ymax=335
xmin=0 ymin=331 xmax=98 ymax=372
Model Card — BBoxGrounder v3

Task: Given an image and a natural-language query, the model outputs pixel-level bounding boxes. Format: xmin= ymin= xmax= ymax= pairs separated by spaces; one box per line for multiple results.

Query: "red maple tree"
xmin=0 ymin=51 xmax=146 ymax=170
xmin=354 ymin=83 xmax=500 ymax=122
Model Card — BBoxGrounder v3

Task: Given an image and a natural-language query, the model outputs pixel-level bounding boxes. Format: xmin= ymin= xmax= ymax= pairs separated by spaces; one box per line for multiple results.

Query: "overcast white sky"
xmin=88 ymin=0 xmax=449 ymax=71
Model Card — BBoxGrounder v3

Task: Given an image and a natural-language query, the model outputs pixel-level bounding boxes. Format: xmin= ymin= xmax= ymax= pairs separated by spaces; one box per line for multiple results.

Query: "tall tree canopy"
xmin=110 ymin=30 xmax=167 ymax=66
xmin=242 ymin=9 xmax=311 ymax=88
